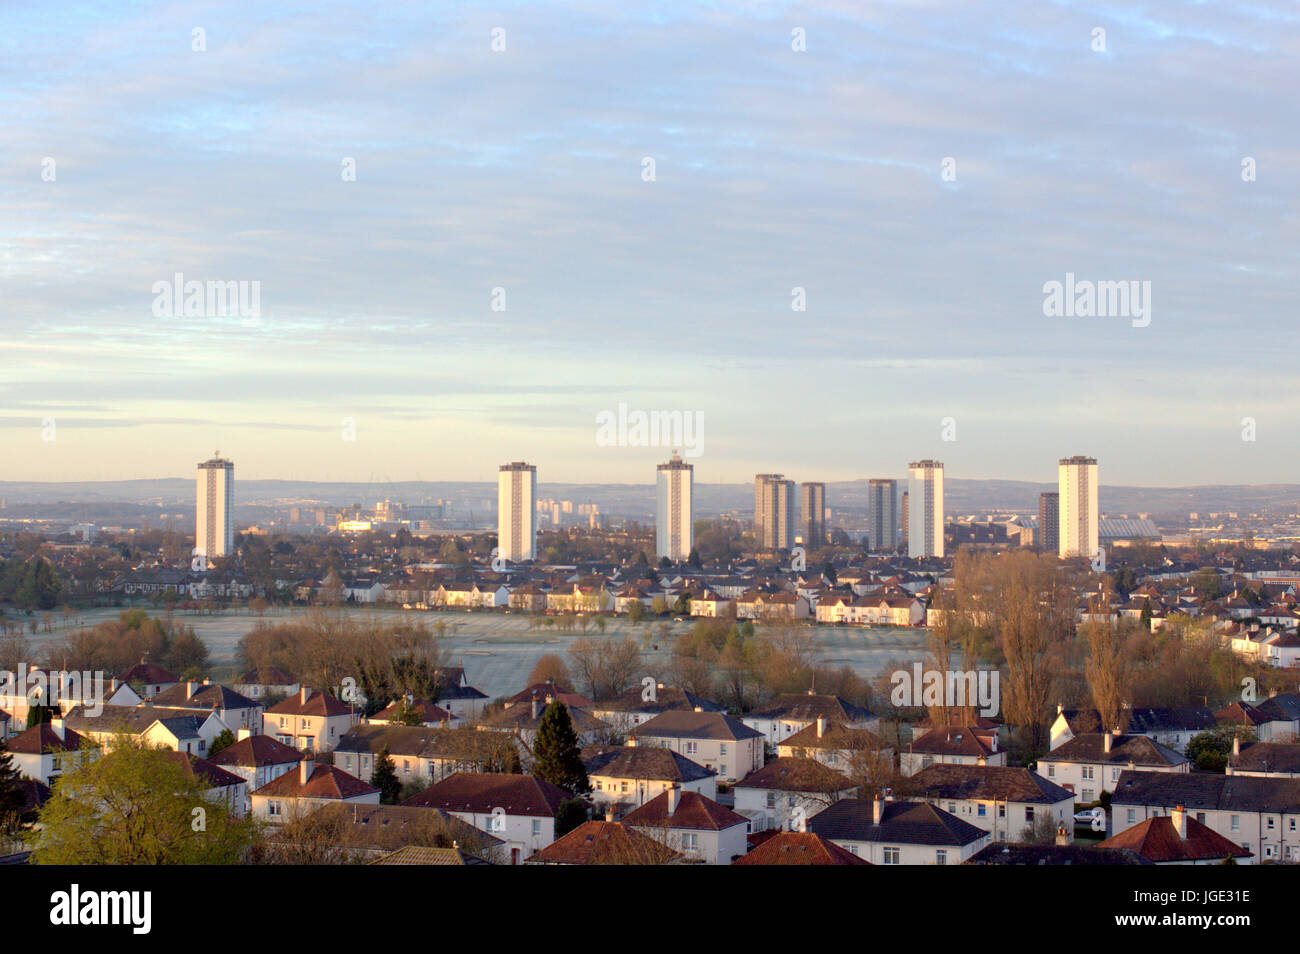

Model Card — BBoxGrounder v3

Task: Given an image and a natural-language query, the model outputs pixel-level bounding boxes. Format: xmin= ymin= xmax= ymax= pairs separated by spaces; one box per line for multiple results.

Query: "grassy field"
xmin=11 ymin=605 xmax=929 ymax=701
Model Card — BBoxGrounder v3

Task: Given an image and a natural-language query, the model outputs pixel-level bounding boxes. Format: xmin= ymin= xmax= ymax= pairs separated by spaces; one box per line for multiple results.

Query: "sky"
xmin=1 ymin=1 xmax=1297 ymax=486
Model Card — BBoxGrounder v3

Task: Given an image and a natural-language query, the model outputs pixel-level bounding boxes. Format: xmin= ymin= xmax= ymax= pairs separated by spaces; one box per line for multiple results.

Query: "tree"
xmin=371 ymin=746 xmax=402 ymax=804
xmin=527 ymin=655 xmax=573 ymax=691
xmin=1186 ymin=726 xmax=1253 ymax=772
xmin=531 ymin=702 xmax=590 ymax=794
xmin=29 ymin=738 xmax=256 ymax=864
xmin=0 ymin=739 xmax=26 ymax=835
xmin=555 ymin=796 xmax=588 ymax=838
xmin=208 ymin=729 xmax=236 ymax=756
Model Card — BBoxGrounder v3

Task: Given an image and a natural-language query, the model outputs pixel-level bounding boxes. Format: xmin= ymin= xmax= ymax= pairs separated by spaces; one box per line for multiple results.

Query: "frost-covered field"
xmin=13 ymin=606 xmax=928 ymax=701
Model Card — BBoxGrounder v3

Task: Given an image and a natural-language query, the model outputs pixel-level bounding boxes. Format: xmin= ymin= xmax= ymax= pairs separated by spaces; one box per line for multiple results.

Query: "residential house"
xmin=402 ymin=772 xmax=569 ymax=865
xmin=807 ymin=795 xmax=991 ymax=865
xmin=900 ymin=725 xmax=1006 ymax=777
xmin=1111 ymin=770 xmax=1300 ymax=864
xmin=733 ymin=757 xmax=857 ymax=831
xmin=263 ymin=687 xmax=360 ymax=753
xmin=526 ymin=820 xmax=684 ymax=865
xmin=150 ymin=679 xmax=264 ymax=733
xmin=588 ymin=684 xmax=727 ymax=733
xmin=1098 ymin=806 xmax=1252 ymax=865
xmin=629 ymin=711 xmax=764 ymax=784
xmin=777 ymin=717 xmax=892 ymax=775
xmin=1049 ymin=704 xmax=1216 ymax=751
xmin=583 ymin=743 xmax=717 ymax=808
xmin=250 ymin=757 xmax=379 ymax=824
xmin=902 ymin=764 xmax=1075 ymax=843
xmin=624 ymin=788 xmax=750 ymax=865
xmin=731 ymin=831 xmax=870 ymax=866
xmin=8 ymin=720 xmax=93 ymax=785
xmin=1038 ymin=732 xmax=1189 ymax=804
xmin=743 ymin=692 xmax=879 ymax=748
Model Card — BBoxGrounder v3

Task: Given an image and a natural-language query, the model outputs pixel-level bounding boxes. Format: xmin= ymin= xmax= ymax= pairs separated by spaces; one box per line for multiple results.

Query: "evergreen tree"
xmin=555 ymin=796 xmax=588 ymax=837
xmin=207 ymin=729 xmax=235 ymax=756
xmin=370 ymin=746 xmax=402 ymax=804
xmin=26 ymin=704 xmax=55 ymax=729
xmin=0 ymin=739 xmax=26 ymax=834
xmin=531 ymin=702 xmax=590 ymax=794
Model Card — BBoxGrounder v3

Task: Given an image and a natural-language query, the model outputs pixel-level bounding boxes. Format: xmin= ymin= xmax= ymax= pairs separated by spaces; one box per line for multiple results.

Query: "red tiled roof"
xmin=8 ymin=722 xmax=86 ymax=755
xmin=623 ymin=790 xmax=747 ymax=831
xmin=266 ymin=689 xmax=353 ymax=717
xmin=1100 ymin=815 xmax=1252 ymax=863
xmin=401 ymin=772 xmax=568 ymax=817
xmin=526 ymin=821 xmax=682 ymax=865
xmin=208 ymin=734 xmax=304 ymax=768
xmin=253 ymin=764 xmax=377 ymax=800
xmin=732 ymin=831 xmax=870 ymax=865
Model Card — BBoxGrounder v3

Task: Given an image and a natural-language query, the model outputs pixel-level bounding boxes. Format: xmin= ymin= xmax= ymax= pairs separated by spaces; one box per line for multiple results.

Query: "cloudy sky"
xmin=2 ymin=1 xmax=1296 ymax=486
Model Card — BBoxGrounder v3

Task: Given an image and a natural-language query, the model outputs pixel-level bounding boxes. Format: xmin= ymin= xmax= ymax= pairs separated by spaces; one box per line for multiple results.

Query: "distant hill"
xmin=3 ymin=478 xmax=1300 ymax=522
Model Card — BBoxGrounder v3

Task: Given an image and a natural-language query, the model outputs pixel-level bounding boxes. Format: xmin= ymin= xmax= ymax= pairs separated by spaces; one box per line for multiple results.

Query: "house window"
xmin=1267 ymin=817 xmax=1276 ymax=830
xmin=683 ymin=833 xmax=698 ymax=849
xmin=1081 ymin=766 xmax=1094 ymax=780
xmin=1127 ymin=809 xmax=1136 ymax=824
xmin=998 ymin=805 xmax=1006 ymax=818
xmin=977 ymin=804 xmax=987 ymax=817
xmin=1197 ymin=812 xmax=1207 ymax=824
xmin=1025 ymin=806 xmax=1034 ymax=822
xmin=531 ymin=819 xmax=542 ymax=837
xmin=488 ymin=814 xmax=505 ymax=833
xmin=1082 ymin=790 xmax=1094 ymax=803
xmin=936 ymin=850 xmax=947 ymax=865
xmin=1111 ymin=769 xmax=1119 ymax=782
xmin=269 ymin=801 xmax=281 ymax=817
xmin=883 ymin=847 xmax=900 ymax=865
xmin=1231 ymin=815 xmax=1240 ymax=832
xmin=301 ymin=718 xmax=309 ymax=729
xmin=279 ymin=717 xmax=288 ymax=728
xmin=766 ymin=793 xmax=777 ymax=809
xmin=720 ymin=744 xmax=728 ymax=756
xmin=1046 ymin=764 xmax=1055 ymax=777
xmin=685 ymin=742 xmax=698 ymax=755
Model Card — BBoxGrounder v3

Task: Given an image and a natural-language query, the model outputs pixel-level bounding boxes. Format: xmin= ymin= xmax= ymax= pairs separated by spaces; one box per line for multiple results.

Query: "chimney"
xmin=604 ymin=808 xmax=615 ymax=823
xmin=872 ymin=793 xmax=884 ymax=825
xmin=816 ymin=717 xmax=826 ymax=738
xmin=693 ymin=705 xmax=703 ymax=713
xmin=626 ymin=736 xmax=637 ymax=748
xmin=1057 ymin=703 xmax=1063 ymax=716
xmin=50 ymin=718 xmax=65 ymax=741
xmin=187 ymin=680 xmax=196 ymax=698
xmin=531 ymin=699 xmax=539 ymax=720
xmin=202 ymin=677 xmax=211 ymax=686
xmin=299 ymin=757 xmax=314 ymax=785
xmin=110 ymin=677 xmax=119 ymax=692
xmin=1171 ymin=804 xmax=1187 ymax=839
xmin=300 ymin=686 xmax=311 ymax=705
xmin=666 ymin=785 xmax=680 ymax=814
xmin=1103 ymin=731 xmax=1113 ymax=753
xmin=1233 ymin=734 xmax=1241 ymax=757
xmin=237 ymin=728 xmax=252 ymax=741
